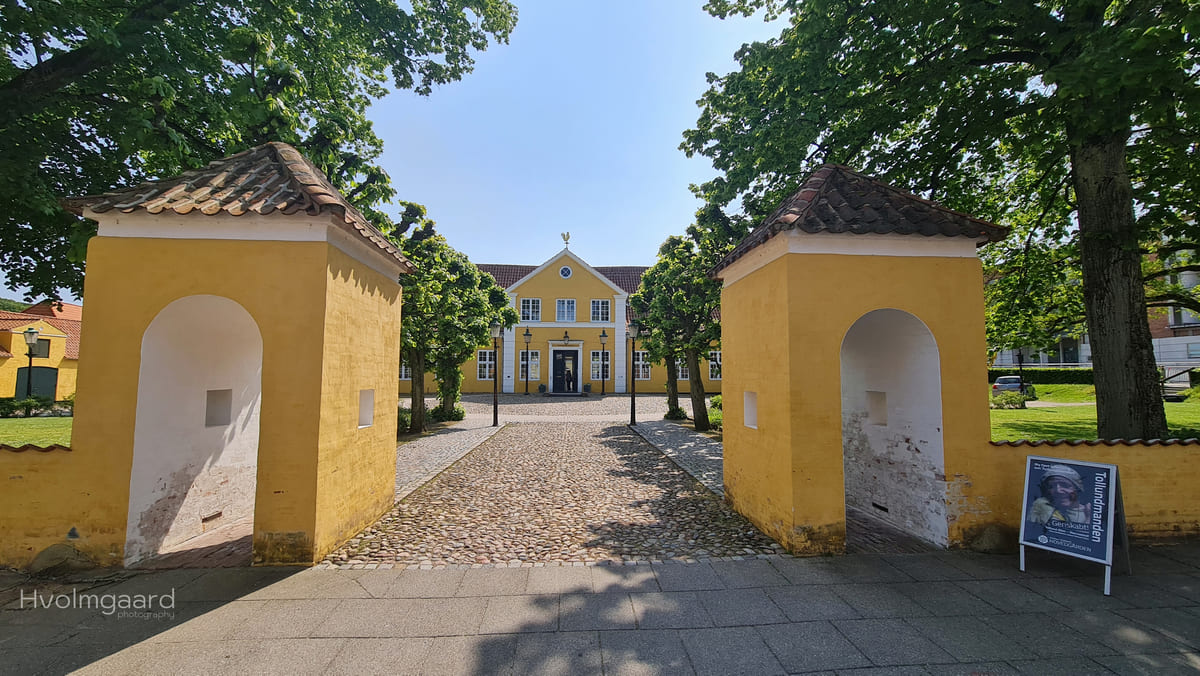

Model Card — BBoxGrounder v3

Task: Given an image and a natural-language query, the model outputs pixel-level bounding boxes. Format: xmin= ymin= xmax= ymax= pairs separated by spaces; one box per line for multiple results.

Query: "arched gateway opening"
xmin=841 ymin=309 xmax=946 ymax=548
xmin=125 ymin=295 xmax=263 ymax=566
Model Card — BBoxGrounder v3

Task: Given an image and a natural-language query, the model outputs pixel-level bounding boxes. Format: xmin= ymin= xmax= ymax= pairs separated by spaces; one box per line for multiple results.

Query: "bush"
xmin=987 ymin=368 xmax=1093 ymax=384
xmin=664 ymin=407 xmax=688 ymax=421
xmin=707 ymin=408 xmax=723 ymax=430
xmin=428 ymin=405 xmax=465 ymax=423
xmin=709 ymin=395 xmax=722 ymax=410
xmin=396 ymin=406 xmax=412 ymax=434
xmin=990 ymin=392 xmax=1029 ymax=409
xmin=0 ymin=396 xmax=54 ymax=417
xmin=0 ymin=398 xmax=17 ymax=418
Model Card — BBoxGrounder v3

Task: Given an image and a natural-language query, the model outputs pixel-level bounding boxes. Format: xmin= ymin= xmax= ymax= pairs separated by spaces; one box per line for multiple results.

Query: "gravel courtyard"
xmin=324 ymin=422 xmax=782 ymax=567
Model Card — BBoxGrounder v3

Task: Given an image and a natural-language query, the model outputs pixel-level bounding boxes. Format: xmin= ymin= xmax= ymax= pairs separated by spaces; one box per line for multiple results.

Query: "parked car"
xmin=992 ymin=375 xmax=1036 ymax=399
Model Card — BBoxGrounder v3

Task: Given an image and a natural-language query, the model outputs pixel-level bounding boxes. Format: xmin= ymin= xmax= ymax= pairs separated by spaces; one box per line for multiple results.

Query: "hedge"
xmin=987 ymin=368 xmax=1094 ymax=384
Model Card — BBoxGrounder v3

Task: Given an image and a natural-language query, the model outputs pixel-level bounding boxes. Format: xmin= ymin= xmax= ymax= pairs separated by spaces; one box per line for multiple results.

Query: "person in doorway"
xmin=1027 ymin=464 xmax=1091 ymax=525
xmin=565 ymin=368 xmax=575 ymax=392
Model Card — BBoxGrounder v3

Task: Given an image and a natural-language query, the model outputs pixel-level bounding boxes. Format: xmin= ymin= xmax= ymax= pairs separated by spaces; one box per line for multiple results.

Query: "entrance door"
xmin=15 ymin=366 xmax=58 ymax=400
xmin=552 ymin=350 xmax=577 ymax=393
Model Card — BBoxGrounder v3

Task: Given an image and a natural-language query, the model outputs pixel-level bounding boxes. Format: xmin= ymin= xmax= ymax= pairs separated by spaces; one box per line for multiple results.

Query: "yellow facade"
xmin=0 ymin=233 xmax=404 ymax=569
xmin=0 ymin=318 xmax=76 ymax=401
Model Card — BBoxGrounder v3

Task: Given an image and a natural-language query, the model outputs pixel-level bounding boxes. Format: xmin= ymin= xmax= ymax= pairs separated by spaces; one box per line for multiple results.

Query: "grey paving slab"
xmin=977 ymin=611 xmax=1122 ymax=658
xmin=350 ymin=569 xmax=405 ymax=598
xmin=226 ymin=637 xmax=347 ymax=675
xmin=479 ymin=594 xmax=559 ymax=634
xmin=679 ymin=626 xmax=786 ymax=676
xmin=1107 ymin=575 xmax=1200 ymax=608
xmin=457 ymin=567 xmax=530 ymax=597
xmin=953 ymin=579 xmax=1067 ymax=614
xmin=695 ymin=588 xmax=788 ymax=626
xmin=653 ymin=562 xmax=725 ymax=591
xmin=1137 ymin=573 xmax=1200 ymax=603
xmin=239 ymin=569 xmax=373 ymax=600
xmin=325 ymin=637 xmax=434 ymax=675
xmin=383 ymin=568 xmax=467 ymax=598
xmin=770 ymin=555 xmax=912 ymax=585
xmin=524 ymin=565 xmax=592 ymax=594
xmin=1006 ymin=656 xmax=1116 ymax=675
xmin=600 ymin=629 xmax=695 ymax=676
xmin=629 ymin=592 xmax=714 ymax=629
xmin=942 ymin=552 xmax=1027 ymax=580
xmin=143 ymin=600 xmax=261 ymax=643
xmin=170 ymin=566 xmax=303 ymax=602
xmin=887 ymin=581 xmax=1002 ymax=616
xmin=831 ymin=583 xmax=932 ymax=618
xmin=591 ymin=565 xmax=660 ymax=593
xmin=756 ymin=621 xmax=872 ymax=672
xmin=1093 ymin=652 xmax=1200 ymax=675
xmin=764 ymin=585 xmax=862 ymax=621
xmin=833 ymin=618 xmax=957 ymax=666
xmin=826 ymin=666 xmax=930 ymax=675
xmin=225 ymin=598 xmax=344 ymax=639
xmin=708 ymin=559 xmax=789 ymax=588
xmin=313 ymin=597 xmax=487 ymax=638
xmin=1015 ymin=576 xmax=1133 ymax=611
xmin=879 ymin=553 xmax=978 ymax=582
xmin=420 ymin=634 xmax=519 ymax=675
xmin=1127 ymin=548 xmax=1200 ymax=575
xmin=512 ymin=631 xmax=603 ymax=676
xmin=907 ymin=615 xmax=1031 ymax=662
xmin=1116 ymin=607 xmax=1200 ymax=650
xmin=558 ymin=593 xmax=637 ymax=631
xmin=924 ymin=662 xmax=1020 ymax=676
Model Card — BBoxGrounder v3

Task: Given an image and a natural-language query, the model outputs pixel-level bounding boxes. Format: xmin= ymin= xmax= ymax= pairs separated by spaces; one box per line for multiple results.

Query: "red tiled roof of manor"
xmin=21 ymin=300 xmax=83 ymax=321
xmin=0 ymin=311 xmax=81 ymax=359
xmin=62 ymin=142 xmax=414 ymax=274
xmin=476 ymin=264 xmax=648 ymax=295
xmin=713 ymin=164 xmax=1008 ymax=275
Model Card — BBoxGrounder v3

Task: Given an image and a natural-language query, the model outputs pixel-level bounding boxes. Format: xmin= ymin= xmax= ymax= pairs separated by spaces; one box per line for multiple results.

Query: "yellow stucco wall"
xmin=312 ymin=246 xmax=402 ymax=560
xmin=722 ymin=252 xmax=991 ymax=554
xmin=1 ymin=236 xmax=332 ymax=568
xmin=0 ymin=320 xmax=75 ymax=400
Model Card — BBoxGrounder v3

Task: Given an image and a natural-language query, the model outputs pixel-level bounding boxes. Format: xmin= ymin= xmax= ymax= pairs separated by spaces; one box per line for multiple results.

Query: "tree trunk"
xmin=1071 ymin=132 xmax=1168 ymax=439
xmin=664 ymin=356 xmax=680 ymax=413
xmin=686 ymin=348 xmax=710 ymax=432
xmin=408 ymin=349 xmax=427 ymax=433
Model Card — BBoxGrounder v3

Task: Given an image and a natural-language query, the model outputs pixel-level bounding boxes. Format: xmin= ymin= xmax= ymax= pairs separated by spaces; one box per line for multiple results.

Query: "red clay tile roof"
xmin=476 ymin=264 xmax=648 ymax=295
xmin=22 ymin=300 xmax=83 ymax=322
xmin=713 ymin=165 xmax=1009 ymax=275
xmin=0 ymin=311 xmax=81 ymax=359
xmin=63 ymin=142 xmax=413 ymax=274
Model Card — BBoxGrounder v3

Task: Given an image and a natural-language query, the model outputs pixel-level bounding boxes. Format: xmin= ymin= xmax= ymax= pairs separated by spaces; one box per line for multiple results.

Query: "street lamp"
xmin=22 ymin=327 xmax=40 ymax=417
xmin=629 ymin=321 xmax=642 ymax=426
xmin=523 ymin=328 xmax=532 ymax=395
xmin=490 ymin=320 xmax=502 ymax=427
xmin=599 ymin=329 xmax=608 ymax=395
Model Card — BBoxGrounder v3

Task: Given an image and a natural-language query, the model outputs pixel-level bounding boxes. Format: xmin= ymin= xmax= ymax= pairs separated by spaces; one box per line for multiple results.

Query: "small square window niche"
xmin=205 ymin=389 xmax=232 ymax=427
xmin=744 ymin=391 xmax=758 ymax=429
xmin=867 ymin=390 xmax=888 ymax=426
xmin=358 ymin=389 xmax=375 ymax=428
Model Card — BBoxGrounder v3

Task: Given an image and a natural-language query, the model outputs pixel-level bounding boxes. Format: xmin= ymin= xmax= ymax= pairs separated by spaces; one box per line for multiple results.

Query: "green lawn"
xmin=1030 ymin=383 xmax=1096 ymax=403
xmin=0 ymin=417 xmax=73 ymax=447
xmin=992 ymin=401 xmax=1200 ymax=441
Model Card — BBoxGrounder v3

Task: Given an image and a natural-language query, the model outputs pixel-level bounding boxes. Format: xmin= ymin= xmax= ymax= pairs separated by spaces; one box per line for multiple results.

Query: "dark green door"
xmin=15 ymin=367 xmax=58 ymax=400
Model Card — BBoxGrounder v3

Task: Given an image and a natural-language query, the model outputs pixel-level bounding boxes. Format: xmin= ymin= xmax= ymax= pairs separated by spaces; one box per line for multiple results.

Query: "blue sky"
xmin=2 ymin=2 xmax=782 ymax=302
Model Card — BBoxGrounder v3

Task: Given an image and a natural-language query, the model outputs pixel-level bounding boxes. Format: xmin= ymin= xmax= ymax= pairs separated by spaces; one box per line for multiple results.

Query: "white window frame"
xmin=708 ymin=351 xmax=722 ymax=380
xmin=399 ymin=360 xmax=412 ymax=380
xmin=676 ymin=358 xmax=690 ymax=381
xmin=634 ymin=351 xmax=651 ymax=380
xmin=477 ymin=350 xmax=496 ymax=381
xmin=591 ymin=299 xmax=610 ymax=322
xmin=520 ymin=298 xmax=541 ymax=322
xmin=590 ymin=350 xmax=610 ymax=380
xmin=520 ymin=350 xmax=541 ymax=380
xmin=556 ymin=299 xmax=576 ymax=322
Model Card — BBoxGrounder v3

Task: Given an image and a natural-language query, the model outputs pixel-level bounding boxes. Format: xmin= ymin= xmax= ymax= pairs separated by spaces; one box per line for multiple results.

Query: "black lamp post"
xmin=490 ymin=320 xmax=501 ymax=427
xmin=599 ymin=329 xmax=608 ymax=395
xmin=629 ymin=321 xmax=642 ymax=426
xmin=523 ymin=328 xmax=532 ymax=395
xmin=22 ymin=327 xmax=39 ymax=417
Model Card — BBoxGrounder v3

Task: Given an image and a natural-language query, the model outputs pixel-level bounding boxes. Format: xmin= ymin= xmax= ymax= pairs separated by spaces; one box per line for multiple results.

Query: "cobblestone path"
xmin=323 ymin=422 xmax=783 ymax=568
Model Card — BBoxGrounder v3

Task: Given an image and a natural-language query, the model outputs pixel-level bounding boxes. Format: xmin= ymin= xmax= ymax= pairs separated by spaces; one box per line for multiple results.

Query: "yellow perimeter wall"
xmin=0 ymin=235 xmax=401 ymax=568
xmin=0 ymin=319 xmax=77 ymax=401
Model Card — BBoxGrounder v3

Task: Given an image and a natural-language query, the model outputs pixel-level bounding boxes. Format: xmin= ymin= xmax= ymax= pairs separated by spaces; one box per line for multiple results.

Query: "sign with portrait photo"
xmin=1019 ymin=456 xmax=1119 ymax=565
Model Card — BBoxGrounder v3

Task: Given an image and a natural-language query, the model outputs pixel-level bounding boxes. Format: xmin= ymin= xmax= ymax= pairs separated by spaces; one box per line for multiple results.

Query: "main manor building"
xmin=406 ymin=246 xmax=723 ymax=396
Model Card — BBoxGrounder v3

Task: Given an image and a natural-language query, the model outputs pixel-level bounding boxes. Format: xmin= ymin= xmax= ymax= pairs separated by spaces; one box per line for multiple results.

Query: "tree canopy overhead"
xmin=684 ymin=0 xmax=1200 ymax=438
xmin=1 ymin=0 xmax=517 ymax=298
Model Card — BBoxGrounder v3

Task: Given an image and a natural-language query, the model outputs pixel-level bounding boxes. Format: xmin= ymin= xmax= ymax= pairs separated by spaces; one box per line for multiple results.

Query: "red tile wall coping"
xmin=0 ymin=444 xmax=72 ymax=452
xmin=991 ymin=438 xmax=1200 ymax=447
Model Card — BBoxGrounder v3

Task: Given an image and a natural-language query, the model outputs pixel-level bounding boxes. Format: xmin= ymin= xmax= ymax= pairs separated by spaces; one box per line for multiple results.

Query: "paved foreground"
xmin=1 ymin=544 xmax=1198 ymax=675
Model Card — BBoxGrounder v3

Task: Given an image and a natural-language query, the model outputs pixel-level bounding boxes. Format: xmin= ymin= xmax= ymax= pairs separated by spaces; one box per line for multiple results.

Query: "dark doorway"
xmin=552 ymin=350 xmax=577 ymax=393
xmin=15 ymin=366 xmax=58 ymax=400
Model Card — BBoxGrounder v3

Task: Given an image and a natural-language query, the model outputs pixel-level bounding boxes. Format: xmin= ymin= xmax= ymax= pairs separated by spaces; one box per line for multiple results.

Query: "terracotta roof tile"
xmin=0 ymin=444 xmax=72 ymax=453
xmin=476 ymin=264 xmax=537 ymax=289
xmin=0 ymin=311 xmax=81 ymax=359
xmin=989 ymin=438 xmax=1200 ymax=447
xmin=21 ymin=300 xmax=83 ymax=321
xmin=594 ymin=266 xmax=648 ymax=294
xmin=63 ymin=142 xmax=413 ymax=274
xmin=713 ymin=165 xmax=1009 ymax=275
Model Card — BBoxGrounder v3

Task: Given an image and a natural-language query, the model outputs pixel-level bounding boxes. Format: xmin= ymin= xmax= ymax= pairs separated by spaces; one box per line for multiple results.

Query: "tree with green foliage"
xmin=2 ymin=0 xmax=518 ymax=299
xmin=398 ymin=226 xmax=516 ymax=432
xmin=0 ymin=299 xmax=27 ymax=313
xmin=631 ymin=235 xmax=724 ymax=431
xmin=685 ymin=0 xmax=1200 ymax=439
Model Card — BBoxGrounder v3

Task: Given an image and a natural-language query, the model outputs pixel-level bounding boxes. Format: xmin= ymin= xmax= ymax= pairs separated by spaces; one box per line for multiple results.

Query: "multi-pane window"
xmin=477 ymin=350 xmax=495 ymax=380
xmin=591 ymin=299 xmax=610 ymax=322
xmin=520 ymin=298 xmax=541 ymax=322
xmin=399 ymin=360 xmax=412 ymax=380
xmin=520 ymin=350 xmax=541 ymax=380
xmin=708 ymin=351 xmax=722 ymax=380
xmin=556 ymin=299 xmax=576 ymax=322
xmin=634 ymin=351 xmax=651 ymax=380
xmin=676 ymin=358 xmax=690 ymax=380
xmin=590 ymin=350 xmax=610 ymax=380
xmin=31 ymin=339 xmax=50 ymax=359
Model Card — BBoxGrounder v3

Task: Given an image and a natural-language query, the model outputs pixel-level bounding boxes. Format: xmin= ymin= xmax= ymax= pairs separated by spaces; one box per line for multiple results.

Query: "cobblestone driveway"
xmin=324 ymin=422 xmax=781 ymax=568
